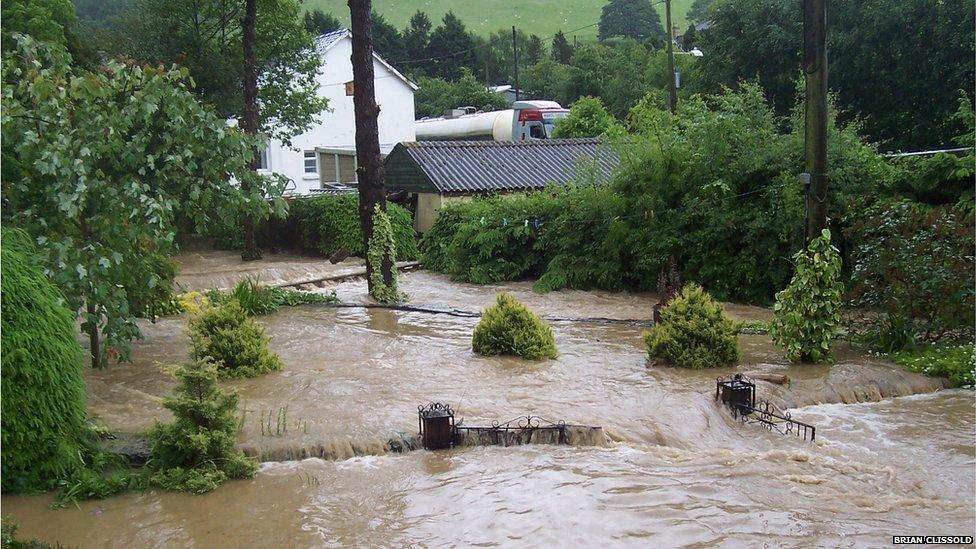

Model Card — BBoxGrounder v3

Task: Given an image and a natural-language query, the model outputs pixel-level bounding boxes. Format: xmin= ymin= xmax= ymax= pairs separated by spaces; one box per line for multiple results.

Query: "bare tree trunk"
xmin=348 ymin=0 xmax=392 ymax=291
xmin=240 ymin=0 xmax=262 ymax=261
xmin=86 ymin=302 xmax=102 ymax=369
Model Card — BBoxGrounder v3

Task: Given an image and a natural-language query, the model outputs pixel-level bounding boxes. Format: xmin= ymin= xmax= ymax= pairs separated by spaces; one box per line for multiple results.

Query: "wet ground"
xmin=3 ymin=269 xmax=973 ymax=547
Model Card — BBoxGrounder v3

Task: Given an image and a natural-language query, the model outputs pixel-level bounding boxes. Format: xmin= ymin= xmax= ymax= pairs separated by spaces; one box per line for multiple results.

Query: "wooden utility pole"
xmin=664 ymin=0 xmax=677 ymax=113
xmin=348 ymin=0 xmax=393 ymax=292
xmin=802 ymin=0 xmax=828 ymax=243
xmin=240 ymin=0 xmax=261 ymax=261
xmin=512 ymin=26 xmax=520 ymax=101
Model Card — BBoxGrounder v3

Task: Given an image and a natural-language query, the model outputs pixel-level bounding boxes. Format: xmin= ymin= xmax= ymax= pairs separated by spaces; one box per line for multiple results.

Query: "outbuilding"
xmin=384 ymin=139 xmax=619 ymax=233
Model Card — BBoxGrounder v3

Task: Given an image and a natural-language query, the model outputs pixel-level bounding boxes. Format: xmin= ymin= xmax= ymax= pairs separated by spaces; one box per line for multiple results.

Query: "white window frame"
xmin=302 ymin=150 xmax=318 ymax=179
xmin=256 ymin=147 xmax=270 ymax=171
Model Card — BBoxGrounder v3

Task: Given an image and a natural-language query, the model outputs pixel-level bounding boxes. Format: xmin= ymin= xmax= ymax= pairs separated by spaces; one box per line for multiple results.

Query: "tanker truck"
xmin=414 ymin=100 xmax=569 ymax=141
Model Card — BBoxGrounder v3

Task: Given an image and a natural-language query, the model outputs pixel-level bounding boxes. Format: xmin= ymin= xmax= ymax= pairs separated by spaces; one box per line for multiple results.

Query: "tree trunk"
xmin=86 ymin=302 xmax=102 ymax=369
xmin=348 ymin=0 xmax=393 ymax=291
xmin=240 ymin=0 xmax=262 ymax=261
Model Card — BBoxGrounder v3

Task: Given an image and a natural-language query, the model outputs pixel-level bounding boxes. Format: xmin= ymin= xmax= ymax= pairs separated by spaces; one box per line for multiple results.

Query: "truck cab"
xmin=511 ymin=100 xmax=569 ymax=141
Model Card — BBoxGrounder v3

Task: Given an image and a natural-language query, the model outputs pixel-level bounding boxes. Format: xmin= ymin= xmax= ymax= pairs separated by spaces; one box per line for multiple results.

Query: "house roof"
xmin=384 ymin=139 xmax=619 ymax=194
xmin=314 ymin=29 xmax=418 ymax=90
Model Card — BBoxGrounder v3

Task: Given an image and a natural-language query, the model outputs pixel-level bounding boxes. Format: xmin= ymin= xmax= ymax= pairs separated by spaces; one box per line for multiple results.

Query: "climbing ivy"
xmin=770 ymin=229 xmax=844 ymax=362
xmin=367 ymin=204 xmax=407 ymax=304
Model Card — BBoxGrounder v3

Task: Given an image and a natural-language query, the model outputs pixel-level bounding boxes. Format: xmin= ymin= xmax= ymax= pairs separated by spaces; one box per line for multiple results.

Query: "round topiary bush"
xmin=1 ymin=232 xmax=89 ymax=493
xmin=472 ymin=293 xmax=557 ymax=360
xmin=188 ymin=300 xmax=284 ymax=378
xmin=644 ymin=283 xmax=740 ymax=369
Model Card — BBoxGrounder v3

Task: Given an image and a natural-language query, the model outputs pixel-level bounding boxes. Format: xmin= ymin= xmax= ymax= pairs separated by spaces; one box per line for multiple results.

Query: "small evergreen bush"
xmin=644 ymin=284 xmax=740 ymax=369
xmin=472 ymin=293 xmax=557 ymax=360
xmin=770 ymin=229 xmax=844 ymax=362
xmin=368 ymin=204 xmax=407 ymax=303
xmin=1 ymin=231 xmax=89 ymax=493
xmin=188 ymin=300 xmax=284 ymax=377
xmin=149 ymin=359 xmax=257 ymax=493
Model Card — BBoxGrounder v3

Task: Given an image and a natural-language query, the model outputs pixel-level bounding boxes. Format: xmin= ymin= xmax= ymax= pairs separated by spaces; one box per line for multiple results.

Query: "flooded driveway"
xmin=3 ymin=271 xmax=973 ymax=547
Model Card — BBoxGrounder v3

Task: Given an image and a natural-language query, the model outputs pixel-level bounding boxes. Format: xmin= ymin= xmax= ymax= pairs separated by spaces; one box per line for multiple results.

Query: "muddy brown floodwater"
xmin=3 ymin=271 xmax=973 ymax=547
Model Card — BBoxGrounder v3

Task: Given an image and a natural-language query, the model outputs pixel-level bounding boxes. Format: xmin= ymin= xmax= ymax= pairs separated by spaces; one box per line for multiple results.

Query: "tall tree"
xmin=401 ymin=10 xmax=432 ymax=74
xmin=1 ymin=0 xmax=96 ymax=66
xmin=240 ymin=0 xmax=261 ymax=260
xmin=303 ymin=9 xmax=342 ymax=35
xmin=598 ymin=0 xmax=666 ymax=42
xmin=427 ymin=11 xmax=477 ymax=80
xmin=525 ymin=34 xmax=544 ymax=65
xmin=686 ymin=0 xmax=716 ymax=23
xmin=1 ymin=36 xmax=281 ymax=367
xmin=552 ymin=30 xmax=573 ymax=64
xmin=347 ymin=0 xmax=393 ymax=295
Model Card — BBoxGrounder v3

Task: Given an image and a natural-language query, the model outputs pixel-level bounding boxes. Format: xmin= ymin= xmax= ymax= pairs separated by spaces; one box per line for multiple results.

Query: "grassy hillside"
xmin=304 ymin=0 xmax=694 ymax=42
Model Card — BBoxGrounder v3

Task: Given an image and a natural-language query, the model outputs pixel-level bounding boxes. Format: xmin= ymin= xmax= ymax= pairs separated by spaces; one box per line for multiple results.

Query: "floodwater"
xmin=3 ymin=271 xmax=973 ymax=547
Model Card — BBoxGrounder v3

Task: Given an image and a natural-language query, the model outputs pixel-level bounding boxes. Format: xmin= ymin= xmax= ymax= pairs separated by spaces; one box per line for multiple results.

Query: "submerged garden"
xmin=1 ymin=0 xmax=974 ymax=546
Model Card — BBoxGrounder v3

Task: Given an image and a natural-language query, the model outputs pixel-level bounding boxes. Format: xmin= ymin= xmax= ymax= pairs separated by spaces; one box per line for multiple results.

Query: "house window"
xmin=321 ymin=152 xmax=358 ymax=185
xmin=256 ymin=148 xmax=269 ymax=170
xmin=303 ymin=150 xmax=318 ymax=175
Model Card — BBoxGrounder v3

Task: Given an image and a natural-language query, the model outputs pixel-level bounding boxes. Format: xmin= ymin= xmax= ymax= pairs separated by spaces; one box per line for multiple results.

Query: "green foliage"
xmin=206 ymin=278 xmax=337 ymax=316
xmin=696 ymin=0 xmax=975 ymax=150
xmin=148 ymin=359 xmax=257 ymax=493
xmin=188 ymin=301 xmax=284 ymax=378
xmin=97 ymin=0 xmax=327 ymax=144
xmin=1 ymin=0 xmax=75 ymax=49
xmin=425 ymin=12 xmax=477 ymax=80
xmin=892 ymin=343 xmax=976 ymax=389
xmin=599 ymin=0 xmax=666 ymax=42
xmin=472 ymin=293 xmax=557 ymax=360
xmin=770 ymin=229 xmax=844 ymax=363
xmin=303 ymin=9 xmax=341 ymax=35
xmin=0 ymin=231 xmax=89 ymax=493
xmin=845 ymin=200 xmax=974 ymax=352
xmin=644 ymin=284 xmax=740 ymax=369
xmin=123 ymin=253 xmax=180 ymax=320
xmin=286 ymin=194 xmax=418 ymax=259
xmin=414 ymin=69 xmax=510 ymax=118
xmin=552 ymin=97 xmax=620 ymax=138
xmin=368 ymin=204 xmax=408 ymax=304
xmin=2 ymin=36 xmax=285 ymax=367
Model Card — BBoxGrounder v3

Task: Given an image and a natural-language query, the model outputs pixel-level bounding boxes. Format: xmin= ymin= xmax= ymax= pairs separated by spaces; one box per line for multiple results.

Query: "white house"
xmin=259 ymin=29 xmax=418 ymax=195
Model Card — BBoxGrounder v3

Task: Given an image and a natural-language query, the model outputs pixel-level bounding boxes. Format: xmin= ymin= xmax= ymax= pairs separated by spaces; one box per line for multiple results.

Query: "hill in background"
xmin=304 ymin=0 xmax=694 ymax=42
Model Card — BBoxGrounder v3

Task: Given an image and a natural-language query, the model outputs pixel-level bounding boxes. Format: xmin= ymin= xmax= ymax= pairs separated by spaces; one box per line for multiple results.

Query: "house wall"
xmin=415 ymin=193 xmax=471 ymax=233
xmin=260 ymin=38 xmax=416 ymax=195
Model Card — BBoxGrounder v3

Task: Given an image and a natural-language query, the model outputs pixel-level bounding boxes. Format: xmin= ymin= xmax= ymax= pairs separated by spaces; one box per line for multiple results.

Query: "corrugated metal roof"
xmin=389 ymin=139 xmax=618 ymax=194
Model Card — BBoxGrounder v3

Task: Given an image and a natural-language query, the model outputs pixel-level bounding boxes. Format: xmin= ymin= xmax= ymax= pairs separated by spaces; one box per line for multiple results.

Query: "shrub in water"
xmin=644 ymin=283 xmax=740 ymax=369
xmin=472 ymin=293 xmax=557 ymax=360
xmin=149 ymin=359 xmax=257 ymax=493
xmin=290 ymin=194 xmax=418 ymax=259
xmin=368 ymin=204 xmax=407 ymax=303
xmin=207 ymin=279 xmax=337 ymax=316
xmin=770 ymin=229 xmax=844 ymax=362
xmin=892 ymin=343 xmax=976 ymax=389
xmin=1 ymin=231 xmax=89 ymax=493
xmin=188 ymin=300 xmax=284 ymax=377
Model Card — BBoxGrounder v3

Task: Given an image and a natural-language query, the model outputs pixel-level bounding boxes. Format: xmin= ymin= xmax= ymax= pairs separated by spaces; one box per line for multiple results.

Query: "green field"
xmin=304 ymin=0 xmax=694 ymax=42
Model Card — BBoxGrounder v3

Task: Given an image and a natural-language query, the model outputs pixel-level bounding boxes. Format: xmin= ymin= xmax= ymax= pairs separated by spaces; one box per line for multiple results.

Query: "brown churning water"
xmin=2 ymin=271 xmax=973 ymax=547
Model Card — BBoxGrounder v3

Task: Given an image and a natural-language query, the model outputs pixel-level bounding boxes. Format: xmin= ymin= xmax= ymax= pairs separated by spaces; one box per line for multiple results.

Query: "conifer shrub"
xmin=1 ymin=231 xmax=89 ymax=493
xmin=644 ymin=284 xmax=740 ymax=369
xmin=188 ymin=300 xmax=284 ymax=378
xmin=148 ymin=359 xmax=257 ymax=493
xmin=770 ymin=229 xmax=844 ymax=362
xmin=472 ymin=293 xmax=557 ymax=360
xmin=368 ymin=204 xmax=407 ymax=303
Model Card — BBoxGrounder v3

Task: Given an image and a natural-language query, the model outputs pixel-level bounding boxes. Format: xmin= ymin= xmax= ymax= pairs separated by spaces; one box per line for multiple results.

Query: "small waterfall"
xmin=456 ymin=425 xmax=607 ymax=448
xmin=240 ymin=432 xmax=421 ymax=462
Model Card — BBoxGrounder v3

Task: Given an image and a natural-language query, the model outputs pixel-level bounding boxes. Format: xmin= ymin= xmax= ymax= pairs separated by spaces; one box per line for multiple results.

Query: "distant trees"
xmin=552 ymin=31 xmax=573 ymax=64
xmin=695 ymin=0 xmax=976 ymax=150
xmin=598 ymin=0 xmax=665 ymax=42
xmin=303 ymin=9 xmax=341 ymax=35
xmin=414 ymin=69 xmax=510 ymax=118
xmin=401 ymin=10 xmax=432 ymax=68
xmin=426 ymin=12 xmax=477 ymax=80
